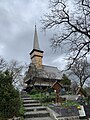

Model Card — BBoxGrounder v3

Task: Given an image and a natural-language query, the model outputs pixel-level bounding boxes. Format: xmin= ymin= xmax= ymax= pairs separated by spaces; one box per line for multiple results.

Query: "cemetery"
xmin=20 ymin=84 xmax=90 ymax=120
xmin=20 ymin=26 xmax=90 ymax=120
xmin=0 ymin=25 xmax=90 ymax=120
xmin=1 ymin=0 xmax=90 ymax=119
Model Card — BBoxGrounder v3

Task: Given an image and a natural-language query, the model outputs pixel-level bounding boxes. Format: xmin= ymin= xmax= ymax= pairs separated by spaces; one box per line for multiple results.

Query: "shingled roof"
xmin=42 ymin=65 xmax=62 ymax=80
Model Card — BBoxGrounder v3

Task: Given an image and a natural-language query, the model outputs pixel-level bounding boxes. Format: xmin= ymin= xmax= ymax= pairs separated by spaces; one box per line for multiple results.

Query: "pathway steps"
xmin=21 ymin=92 xmax=54 ymax=120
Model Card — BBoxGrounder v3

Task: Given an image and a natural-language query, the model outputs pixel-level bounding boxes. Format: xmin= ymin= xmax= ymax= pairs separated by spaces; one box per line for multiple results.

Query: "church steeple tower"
xmin=30 ymin=25 xmax=43 ymax=68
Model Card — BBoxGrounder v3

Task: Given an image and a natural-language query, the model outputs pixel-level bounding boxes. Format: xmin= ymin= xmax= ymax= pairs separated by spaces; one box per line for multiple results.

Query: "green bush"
xmin=40 ymin=97 xmax=54 ymax=103
xmin=30 ymin=88 xmax=39 ymax=95
xmin=19 ymin=102 xmax=25 ymax=116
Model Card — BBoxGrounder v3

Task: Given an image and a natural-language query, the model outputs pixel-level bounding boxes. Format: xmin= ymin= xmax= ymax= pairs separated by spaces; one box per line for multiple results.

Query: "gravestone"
xmin=52 ymin=106 xmax=79 ymax=117
xmin=51 ymin=106 xmax=79 ymax=120
xmin=84 ymin=105 xmax=90 ymax=119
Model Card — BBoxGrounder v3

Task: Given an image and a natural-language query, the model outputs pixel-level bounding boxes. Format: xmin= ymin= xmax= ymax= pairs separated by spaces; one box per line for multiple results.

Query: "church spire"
xmin=30 ymin=25 xmax=44 ymax=68
xmin=33 ymin=25 xmax=40 ymax=50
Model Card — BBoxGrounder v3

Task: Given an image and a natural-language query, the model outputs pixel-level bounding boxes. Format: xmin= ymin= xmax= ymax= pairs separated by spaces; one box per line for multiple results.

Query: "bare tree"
xmin=70 ymin=58 xmax=90 ymax=88
xmin=24 ymin=63 xmax=57 ymax=88
xmin=0 ymin=57 xmax=26 ymax=90
xmin=71 ymin=81 xmax=78 ymax=94
xmin=28 ymin=63 xmax=41 ymax=86
xmin=24 ymin=63 xmax=44 ymax=88
xmin=0 ymin=56 xmax=7 ymax=72
xmin=42 ymin=0 xmax=90 ymax=67
xmin=7 ymin=60 xmax=27 ymax=90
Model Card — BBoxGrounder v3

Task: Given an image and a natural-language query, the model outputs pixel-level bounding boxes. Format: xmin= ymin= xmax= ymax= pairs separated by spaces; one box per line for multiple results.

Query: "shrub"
xmin=30 ymin=88 xmax=39 ymax=95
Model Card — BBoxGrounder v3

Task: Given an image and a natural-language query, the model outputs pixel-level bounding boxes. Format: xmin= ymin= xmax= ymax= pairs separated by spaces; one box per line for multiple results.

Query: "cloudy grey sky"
xmin=0 ymin=0 xmax=67 ymax=70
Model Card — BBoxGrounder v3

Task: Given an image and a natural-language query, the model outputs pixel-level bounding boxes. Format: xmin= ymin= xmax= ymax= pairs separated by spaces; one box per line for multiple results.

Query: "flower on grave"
xmin=77 ymin=105 xmax=81 ymax=110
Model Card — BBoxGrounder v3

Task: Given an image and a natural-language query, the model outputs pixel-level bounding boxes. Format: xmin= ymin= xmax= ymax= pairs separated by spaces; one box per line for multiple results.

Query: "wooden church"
xmin=24 ymin=25 xmax=62 ymax=92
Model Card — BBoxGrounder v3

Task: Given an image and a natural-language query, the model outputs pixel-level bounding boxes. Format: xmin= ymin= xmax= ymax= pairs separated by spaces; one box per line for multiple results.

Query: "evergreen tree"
xmin=61 ymin=74 xmax=71 ymax=92
xmin=0 ymin=70 xmax=20 ymax=119
xmin=61 ymin=74 xmax=71 ymax=85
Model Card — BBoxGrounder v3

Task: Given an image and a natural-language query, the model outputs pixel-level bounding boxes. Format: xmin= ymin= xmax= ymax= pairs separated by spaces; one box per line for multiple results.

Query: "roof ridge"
xmin=42 ymin=65 xmax=58 ymax=69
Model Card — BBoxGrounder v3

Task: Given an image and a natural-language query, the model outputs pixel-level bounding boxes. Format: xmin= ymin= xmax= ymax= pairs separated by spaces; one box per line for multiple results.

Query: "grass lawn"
xmin=29 ymin=92 xmax=82 ymax=107
xmin=29 ymin=88 xmax=90 ymax=107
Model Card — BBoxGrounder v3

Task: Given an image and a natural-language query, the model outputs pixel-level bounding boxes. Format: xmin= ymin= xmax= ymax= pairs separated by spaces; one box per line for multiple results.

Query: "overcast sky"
xmin=0 ymin=0 xmax=67 ymax=70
